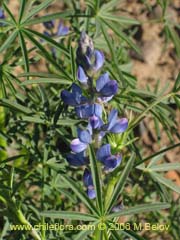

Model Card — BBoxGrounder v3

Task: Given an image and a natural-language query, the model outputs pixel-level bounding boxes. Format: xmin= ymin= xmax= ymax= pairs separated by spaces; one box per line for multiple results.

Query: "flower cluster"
xmin=61 ymin=32 xmax=128 ymax=199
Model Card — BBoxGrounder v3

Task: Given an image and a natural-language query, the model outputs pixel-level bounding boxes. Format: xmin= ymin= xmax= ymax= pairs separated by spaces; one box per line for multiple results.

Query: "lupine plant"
xmin=0 ymin=1 xmax=180 ymax=240
xmin=61 ymin=32 xmax=129 ymax=199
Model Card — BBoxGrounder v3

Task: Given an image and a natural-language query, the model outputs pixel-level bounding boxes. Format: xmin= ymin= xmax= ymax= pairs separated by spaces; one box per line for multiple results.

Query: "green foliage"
xmin=0 ymin=0 xmax=179 ymax=239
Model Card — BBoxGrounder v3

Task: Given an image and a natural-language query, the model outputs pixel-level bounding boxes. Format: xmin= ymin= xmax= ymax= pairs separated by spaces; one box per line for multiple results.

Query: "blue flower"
xmin=84 ymin=50 xmax=104 ymax=72
xmin=87 ymin=187 xmax=96 ymax=199
xmin=70 ymin=129 xmax=92 ymax=153
xmin=66 ymin=151 xmax=88 ymax=166
xmin=76 ymin=103 xmax=102 ymax=119
xmin=93 ymin=50 xmax=104 ymax=71
xmin=77 ymin=66 xmax=88 ymax=84
xmin=77 ymin=31 xmax=94 ymax=57
xmin=77 ymin=32 xmax=104 ymax=72
xmin=61 ymin=83 xmax=87 ymax=106
xmin=83 ymin=168 xmax=93 ymax=187
xmin=83 ymin=169 xmax=96 ymax=199
xmin=96 ymin=73 xmax=118 ymax=97
xmin=89 ymin=114 xmax=103 ymax=129
xmin=96 ymin=144 xmax=122 ymax=171
xmin=107 ymin=109 xmax=128 ymax=133
xmin=57 ymin=21 xmax=69 ymax=36
xmin=43 ymin=20 xmax=54 ymax=29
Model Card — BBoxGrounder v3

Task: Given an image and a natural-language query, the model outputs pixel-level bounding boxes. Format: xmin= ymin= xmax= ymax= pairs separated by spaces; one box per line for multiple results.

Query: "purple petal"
xmin=78 ymin=130 xmax=92 ymax=144
xmin=103 ymin=155 xmax=118 ymax=170
xmin=89 ymin=115 xmax=103 ymax=129
xmin=66 ymin=152 xmax=88 ymax=166
xmin=70 ymin=138 xmax=88 ymax=153
xmin=96 ymin=73 xmax=109 ymax=92
xmin=72 ymin=83 xmax=82 ymax=104
xmin=93 ymin=50 xmax=104 ymax=71
xmin=87 ymin=123 xmax=93 ymax=135
xmin=96 ymin=144 xmax=111 ymax=162
xmin=98 ymin=131 xmax=106 ymax=142
xmin=83 ymin=169 xmax=93 ymax=187
xmin=57 ymin=22 xmax=69 ymax=36
xmin=61 ymin=90 xmax=76 ymax=106
xmin=108 ymin=109 xmax=118 ymax=130
xmin=72 ymin=83 xmax=82 ymax=95
xmin=93 ymin=104 xmax=102 ymax=117
xmin=104 ymin=155 xmax=122 ymax=171
xmin=98 ymin=96 xmax=114 ymax=103
xmin=75 ymin=104 xmax=93 ymax=118
xmin=100 ymin=80 xmax=118 ymax=97
xmin=77 ymin=66 xmax=88 ymax=84
xmin=116 ymin=154 xmax=122 ymax=166
xmin=87 ymin=187 xmax=96 ymax=199
xmin=109 ymin=118 xmax=128 ymax=133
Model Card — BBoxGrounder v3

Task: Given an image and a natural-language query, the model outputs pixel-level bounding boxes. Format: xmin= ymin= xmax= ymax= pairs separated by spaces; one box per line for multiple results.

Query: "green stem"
xmin=16 ymin=209 xmax=41 ymax=240
xmin=7 ymin=199 xmax=41 ymax=240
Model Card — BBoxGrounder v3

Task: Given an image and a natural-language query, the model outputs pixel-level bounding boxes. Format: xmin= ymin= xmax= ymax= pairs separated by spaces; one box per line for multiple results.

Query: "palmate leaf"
xmin=18 ymin=0 xmax=26 ymax=23
xmin=122 ymin=229 xmax=146 ymax=240
xmin=105 ymin=152 xmax=136 ymax=213
xmin=57 ymin=119 xmax=83 ymax=126
xmin=18 ymin=31 xmax=29 ymax=73
xmin=22 ymin=30 xmax=71 ymax=79
xmin=0 ymin=19 xmax=13 ymax=26
xmin=60 ymin=175 xmax=99 ymax=216
xmin=129 ymin=92 xmax=175 ymax=131
xmin=100 ymin=18 xmax=141 ymax=54
xmin=41 ymin=211 xmax=97 ymax=221
xmin=21 ymin=0 xmax=54 ymax=24
xmin=99 ymin=14 xmax=140 ymax=25
xmin=18 ymin=72 xmax=63 ymax=78
xmin=16 ymin=116 xmax=46 ymax=124
xmin=0 ymin=98 xmax=32 ymax=114
xmin=100 ymin=0 xmax=123 ymax=12
xmin=110 ymin=228 xmax=121 ymax=240
xmin=147 ymin=150 xmax=165 ymax=168
xmin=150 ymin=172 xmax=180 ymax=194
xmin=106 ymin=202 xmax=170 ymax=220
xmin=99 ymin=19 xmax=127 ymax=88
xmin=89 ymin=145 xmax=103 ymax=215
xmin=24 ymin=28 xmax=69 ymax=57
xmin=149 ymin=163 xmax=180 ymax=172
xmin=21 ymin=78 xmax=71 ymax=86
xmin=2 ymin=3 xmax=17 ymax=24
xmin=0 ymin=30 xmax=18 ymax=53
xmin=24 ymin=10 xmax=73 ymax=26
